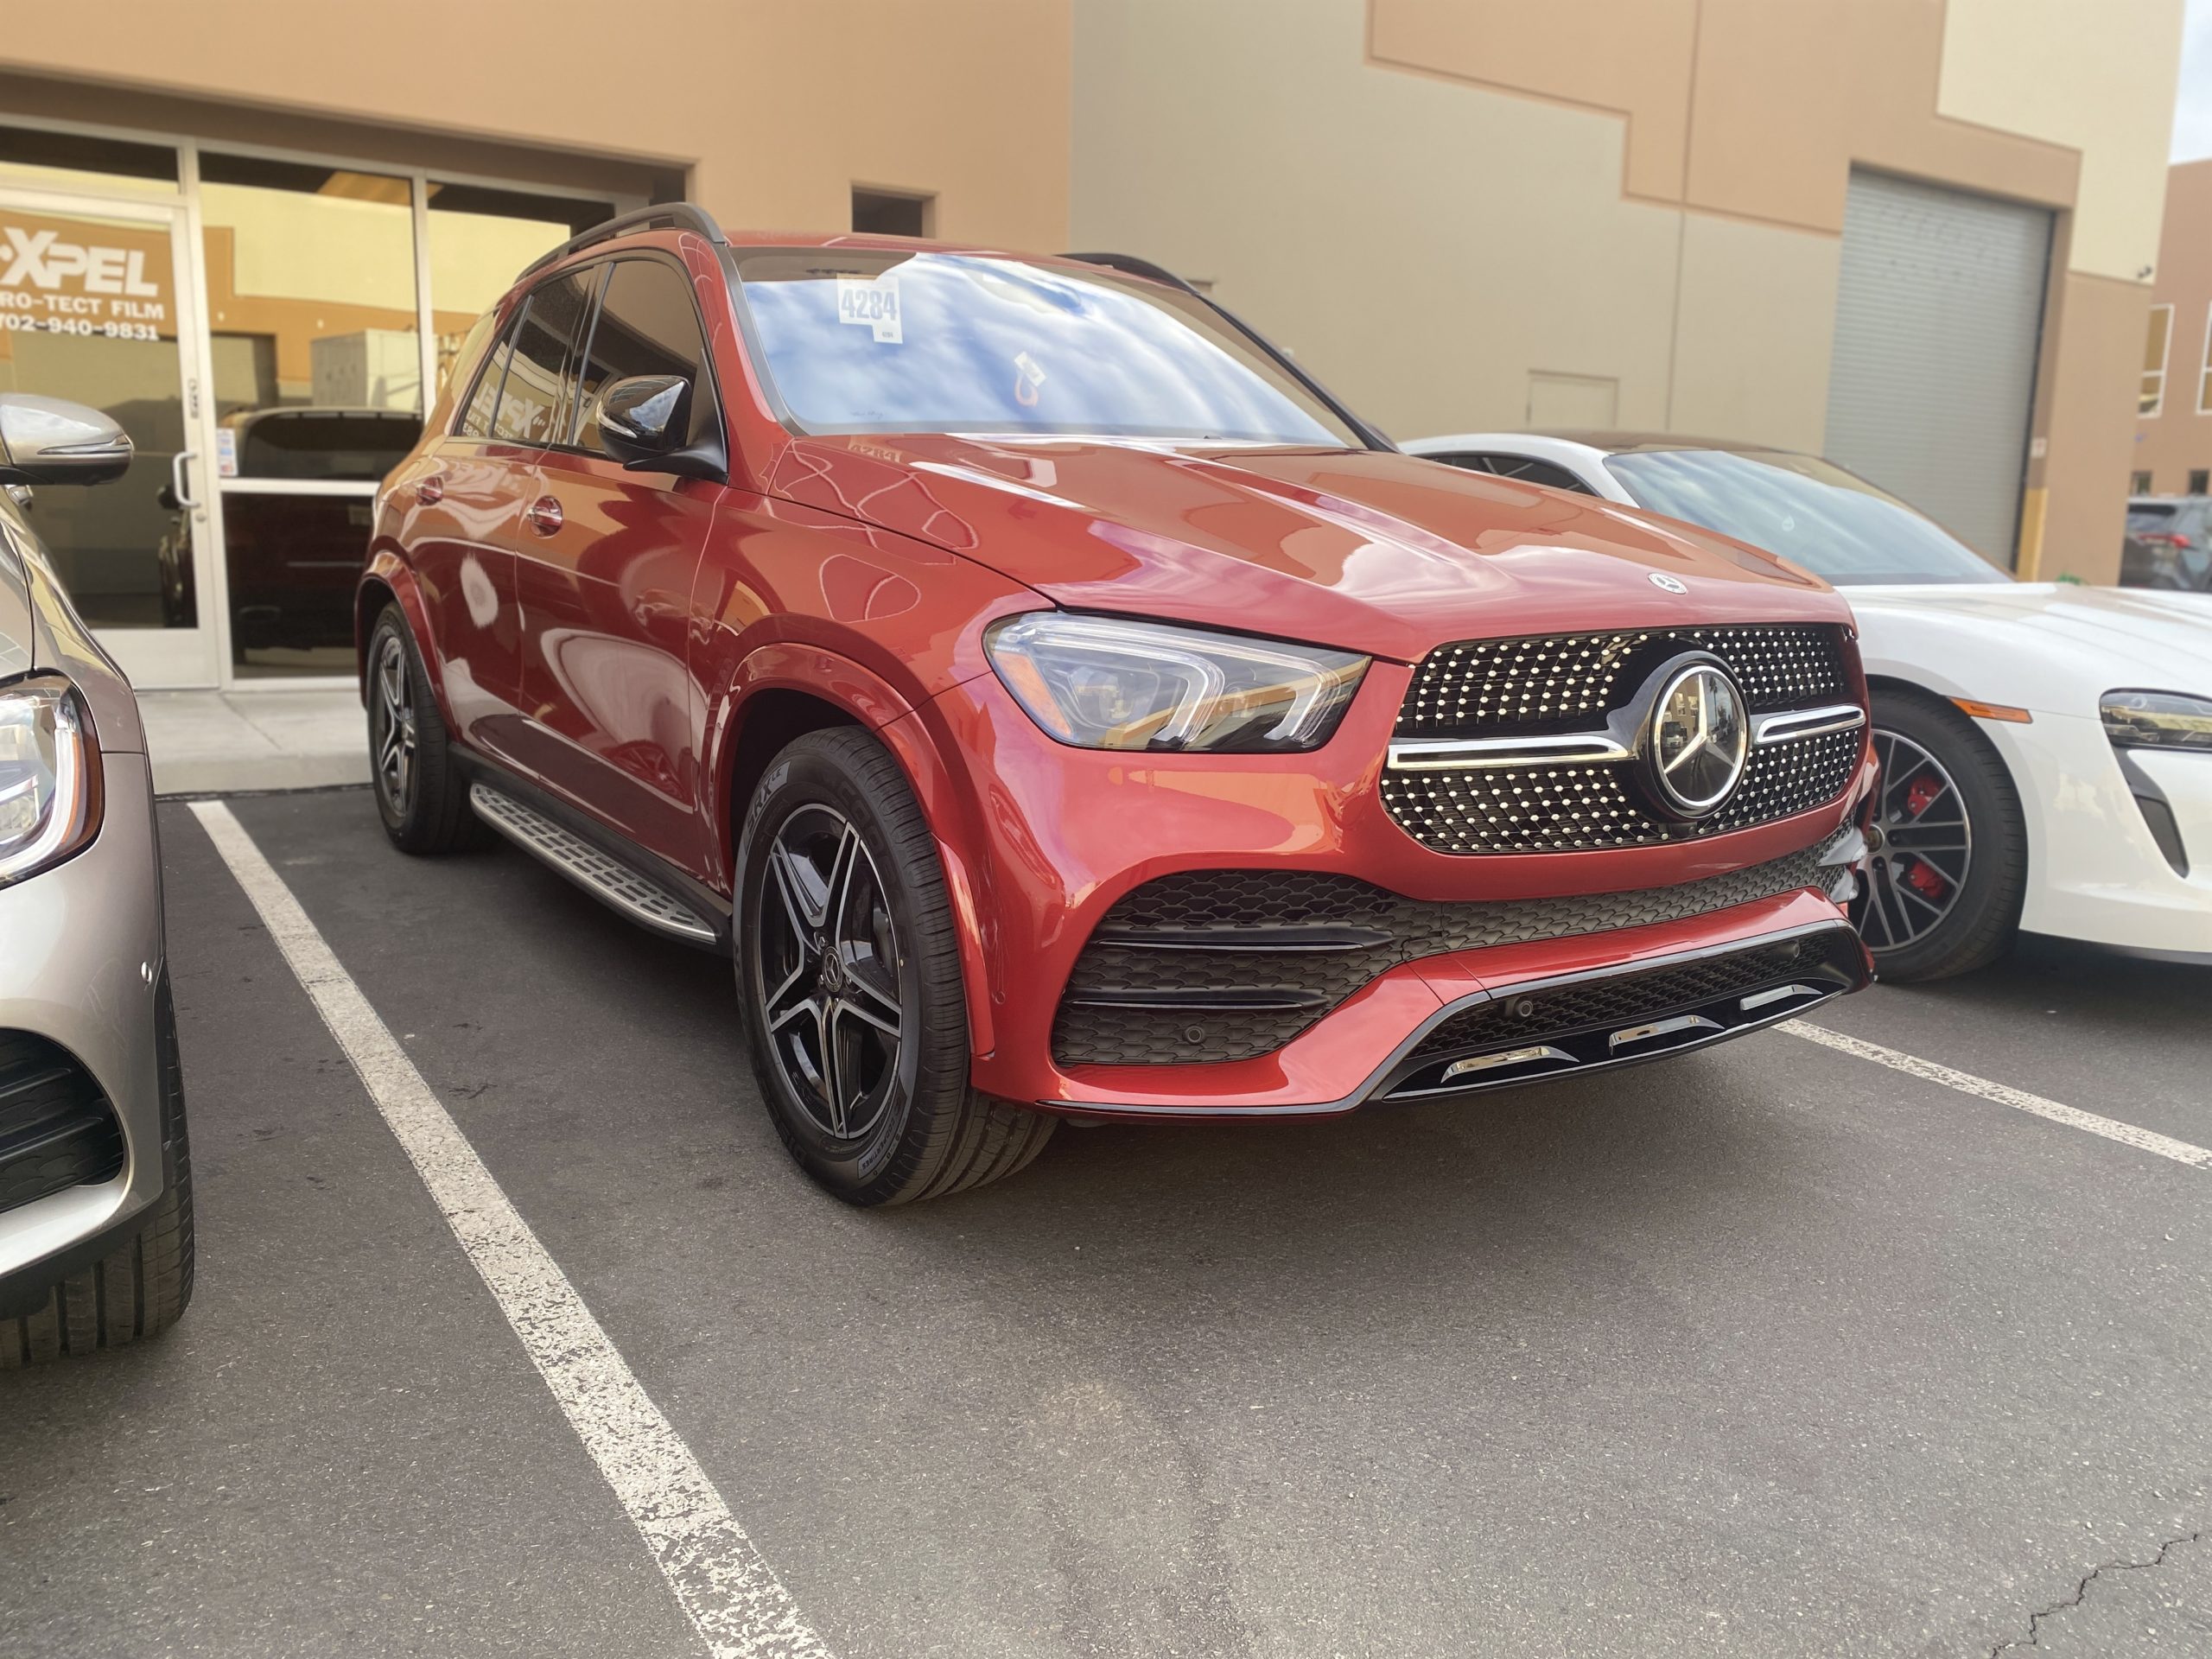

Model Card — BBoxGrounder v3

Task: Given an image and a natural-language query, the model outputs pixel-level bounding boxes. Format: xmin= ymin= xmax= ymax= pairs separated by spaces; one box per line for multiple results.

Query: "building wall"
xmin=1071 ymin=0 xmax=2181 ymax=583
xmin=2133 ymin=160 xmax=2212 ymax=493
xmin=0 ymin=0 xmax=1071 ymax=250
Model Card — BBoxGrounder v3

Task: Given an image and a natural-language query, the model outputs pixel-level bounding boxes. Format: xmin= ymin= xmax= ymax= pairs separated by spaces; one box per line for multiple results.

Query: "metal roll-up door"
xmin=1823 ymin=169 xmax=2052 ymax=564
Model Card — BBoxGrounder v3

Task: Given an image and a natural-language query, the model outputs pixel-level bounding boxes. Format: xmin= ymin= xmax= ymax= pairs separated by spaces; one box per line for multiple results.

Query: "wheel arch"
xmin=354 ymin=553 xmax=454 ymax=730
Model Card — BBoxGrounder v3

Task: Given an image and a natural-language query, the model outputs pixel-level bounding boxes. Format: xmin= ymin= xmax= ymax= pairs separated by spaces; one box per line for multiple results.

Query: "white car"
xmin=1403 ymin=432 xmax=2212 ymax=979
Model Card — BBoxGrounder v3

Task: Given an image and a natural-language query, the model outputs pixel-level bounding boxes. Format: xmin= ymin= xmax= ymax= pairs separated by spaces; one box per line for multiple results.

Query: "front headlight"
xmin=2101 ymin=690 xmax=2212 ymax=753
xmin=984 ymin=613 xmax=1368 ymax=752
xmin=0 ymin=676 xmax=101 ymax=887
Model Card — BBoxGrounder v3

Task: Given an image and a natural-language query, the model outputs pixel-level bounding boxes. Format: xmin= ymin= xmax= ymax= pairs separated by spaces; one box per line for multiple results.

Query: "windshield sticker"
xmin=1013 ymin=351 xmax=1047 ymax=408
xmin=836 ymin=274 xmax=902 ymax=344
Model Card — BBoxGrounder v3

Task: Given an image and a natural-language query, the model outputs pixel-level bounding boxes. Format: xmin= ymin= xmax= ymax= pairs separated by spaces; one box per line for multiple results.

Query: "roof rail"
xmin=520 ymin=203 xmax=729 ymax=279
xmin=1060 ymin=251 xmax=1397 ymax=454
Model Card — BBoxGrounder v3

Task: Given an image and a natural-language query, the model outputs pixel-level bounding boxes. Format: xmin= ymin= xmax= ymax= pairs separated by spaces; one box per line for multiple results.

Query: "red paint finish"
xmin=366 ymin=225 xmax=1872 ymax=1120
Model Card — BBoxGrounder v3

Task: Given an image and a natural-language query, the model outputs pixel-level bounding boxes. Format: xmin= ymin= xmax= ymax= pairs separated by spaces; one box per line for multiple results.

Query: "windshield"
xmin=1604 ymin=448 xmax=2009 ymax=587
xmin=732 ymin=250 xmax=1360 ymax=446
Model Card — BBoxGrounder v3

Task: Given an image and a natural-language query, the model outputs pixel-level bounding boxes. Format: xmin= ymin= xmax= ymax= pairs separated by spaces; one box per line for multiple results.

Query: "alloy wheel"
xmin=755 ymin=804 xmax=906 ymax=1141
xmin=1863 ymin=728 xmax=1973 ymax=953
xmin=372 ymin=632 xmax=417 ymax=817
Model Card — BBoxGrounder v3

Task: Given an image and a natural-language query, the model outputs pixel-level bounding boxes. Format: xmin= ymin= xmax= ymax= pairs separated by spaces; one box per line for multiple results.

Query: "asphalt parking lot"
xmin=3 ymin=787 xmax=2209 ymax=1659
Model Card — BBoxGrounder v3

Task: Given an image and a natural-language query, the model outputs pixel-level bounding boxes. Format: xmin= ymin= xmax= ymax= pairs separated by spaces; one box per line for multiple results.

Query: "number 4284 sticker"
xmin=835 ymin=274 xmax=902 ymax=345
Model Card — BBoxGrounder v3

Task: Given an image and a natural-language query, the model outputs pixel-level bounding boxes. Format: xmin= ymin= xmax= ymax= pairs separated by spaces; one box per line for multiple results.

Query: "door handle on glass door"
xmin=526 ymin=495 xmax=563 ymax=536
xmin=170 ymin=449 xmax=199 ymax=512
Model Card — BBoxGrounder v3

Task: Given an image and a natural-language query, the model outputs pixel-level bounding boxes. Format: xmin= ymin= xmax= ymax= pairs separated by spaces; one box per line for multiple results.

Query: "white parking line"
xmin=1783 ymin=1020 xmax=2212 ymax=1171
xmin=189 ymin=802 xmax=833 ymax=1659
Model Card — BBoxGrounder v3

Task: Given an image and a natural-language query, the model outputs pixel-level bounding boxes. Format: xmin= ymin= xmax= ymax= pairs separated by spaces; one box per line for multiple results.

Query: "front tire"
xmin=734 ymin=728 xmax=1055 ymax=1205
xmin=1863 ymin=688 xmax=2027 ymax=982
xmin=0 ymin=1162 xmax=194 ymax=1368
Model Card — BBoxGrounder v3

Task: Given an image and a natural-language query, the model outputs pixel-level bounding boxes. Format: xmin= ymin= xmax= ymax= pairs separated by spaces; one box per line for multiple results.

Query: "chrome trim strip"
xmin=1739 ymin=982 xmax=1828 ymax=1012
xmin=1440 ymin=1044 xmax=1576 ymax=1080
xmin=1608 ymin=1013 xmax=1724 ymax=1049
xmin=1752 ymin=703 xmax=1866 ymax=747
xmin=1386 ymin=731 xmax=1631 ymax=772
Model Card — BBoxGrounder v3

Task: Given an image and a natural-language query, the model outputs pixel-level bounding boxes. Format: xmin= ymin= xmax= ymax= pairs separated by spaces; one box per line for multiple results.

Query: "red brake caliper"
xmin=1900 ymin=773 xmax=1949 ymax=901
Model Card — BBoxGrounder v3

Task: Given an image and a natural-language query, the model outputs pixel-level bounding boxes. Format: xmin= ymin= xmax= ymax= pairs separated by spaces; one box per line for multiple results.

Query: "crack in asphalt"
xmin=1988 ymin=1529 xmax=2204 ymax=1656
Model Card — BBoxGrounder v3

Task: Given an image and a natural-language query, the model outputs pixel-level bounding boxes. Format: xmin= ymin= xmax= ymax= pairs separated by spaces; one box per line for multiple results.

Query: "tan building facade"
xmin=0 ymin=0 xmax=2183 ymax=687
xmin=1072 ymin=0 xmax=2180 ymax=586
xmin=2133 ymin=158 xmax=2212 ymax=496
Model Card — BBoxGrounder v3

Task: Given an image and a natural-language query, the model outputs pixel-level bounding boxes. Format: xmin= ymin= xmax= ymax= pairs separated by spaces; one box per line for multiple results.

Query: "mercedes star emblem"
xmin=1647 ymin=661 xmax=1749 ymax=817
xmin=1648 ymin=572 xmax=1689 ymax=594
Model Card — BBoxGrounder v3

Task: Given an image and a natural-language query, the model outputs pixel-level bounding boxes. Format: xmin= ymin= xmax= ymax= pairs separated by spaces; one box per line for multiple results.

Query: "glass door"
xmin=0 ymin=186 xmax=221 ymax=687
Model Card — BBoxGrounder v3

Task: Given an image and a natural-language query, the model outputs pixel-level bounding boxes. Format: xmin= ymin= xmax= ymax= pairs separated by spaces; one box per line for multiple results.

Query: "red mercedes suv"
xmin=360 ymin=207 xmax=1875 ymax=1204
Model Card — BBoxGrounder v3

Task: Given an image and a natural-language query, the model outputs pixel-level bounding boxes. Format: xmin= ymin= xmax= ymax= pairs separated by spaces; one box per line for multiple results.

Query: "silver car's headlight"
xmin=2101 ymin=690 xmax=2212 ymax=753
xmin=0 ymin=676 xmax=100 ymax=887
xmin=984 ymin=613 xmax=1368 ymax=753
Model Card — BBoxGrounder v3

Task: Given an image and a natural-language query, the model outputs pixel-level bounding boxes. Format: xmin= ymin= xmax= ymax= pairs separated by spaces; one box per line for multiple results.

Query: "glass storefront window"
xmin=198 ymin=153 xmax=423 ymax=421
xmin=0 ymin=125 xmax=179 ymax=198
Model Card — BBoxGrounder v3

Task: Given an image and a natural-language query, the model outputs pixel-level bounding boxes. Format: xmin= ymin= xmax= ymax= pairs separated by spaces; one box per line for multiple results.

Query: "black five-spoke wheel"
xmin=736 ymin=728 xmax=1057 ymax=1204
xmin=757 ymin=804 xmax=907 ymax=1141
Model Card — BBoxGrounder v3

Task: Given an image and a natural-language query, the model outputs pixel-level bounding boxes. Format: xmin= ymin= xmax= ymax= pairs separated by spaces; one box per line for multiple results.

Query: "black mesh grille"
xmin=1382 ymin=724 xmax=1863 ymax=855
xmin=1405 ymin=930 xmax=1856 ymax=1065
xmin=0 ymin=1032 xmax=124 ymax=1217
xmin=1397 ymin=624 xmax=1848 ymax=736
xmin=1052 ymin=836 xmax=1848 ymax=1066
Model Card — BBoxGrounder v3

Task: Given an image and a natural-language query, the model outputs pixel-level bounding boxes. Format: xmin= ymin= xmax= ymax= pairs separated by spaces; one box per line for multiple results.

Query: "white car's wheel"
xmin=1864 ymin=689 xmax=2028 ymax=981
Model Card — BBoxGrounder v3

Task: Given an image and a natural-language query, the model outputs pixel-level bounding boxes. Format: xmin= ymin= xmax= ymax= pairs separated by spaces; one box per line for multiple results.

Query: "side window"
xmin=493 ymin=270 xmax=597 ymax=445
xmin=572 ymin=257 xmax=713 ymax=456
xmin=457 ymin=308 xmax=523 ymax=439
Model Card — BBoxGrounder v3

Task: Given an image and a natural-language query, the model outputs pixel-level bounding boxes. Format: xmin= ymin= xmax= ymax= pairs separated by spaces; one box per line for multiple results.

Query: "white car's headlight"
xmin=984 ymin=613 xmax=1368 ymax=753
xmin=2101 ymin=690 xmax=2212 ymax=753
xmin=0 ymin=676 xmax=100 ymax=887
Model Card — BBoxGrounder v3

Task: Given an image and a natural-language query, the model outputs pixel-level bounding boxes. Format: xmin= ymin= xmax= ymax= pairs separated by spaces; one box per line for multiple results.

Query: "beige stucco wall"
xmin=1075 ymin=0 xmax=2180 ymax=584
xmin=0 ymin=1 xmax=1071 ymax=250
xmin=2133 ymin=160 xmax=2212 ymax=493
xmin=1072 ymin=0 xmax=1834 ymax=450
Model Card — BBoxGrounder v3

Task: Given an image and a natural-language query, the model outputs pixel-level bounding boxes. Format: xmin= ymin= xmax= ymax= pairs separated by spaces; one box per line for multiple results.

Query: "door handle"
xmin=525 ymin=494 xmax=563 ymax=536
xmin=417 ymin=474 xmax=444 ymax=506
xmin=170 ymin=448 xmax=199 ymax=512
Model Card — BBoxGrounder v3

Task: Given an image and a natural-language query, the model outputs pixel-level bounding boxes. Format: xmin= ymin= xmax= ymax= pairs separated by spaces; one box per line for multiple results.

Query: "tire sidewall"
xmin=734 ymin=735 xmax=967 ymax=1202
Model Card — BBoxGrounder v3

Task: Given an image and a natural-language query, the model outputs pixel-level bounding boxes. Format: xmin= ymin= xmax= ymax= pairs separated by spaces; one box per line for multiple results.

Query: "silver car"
xmin=0 ymin=395 xmax=193 ymax=1365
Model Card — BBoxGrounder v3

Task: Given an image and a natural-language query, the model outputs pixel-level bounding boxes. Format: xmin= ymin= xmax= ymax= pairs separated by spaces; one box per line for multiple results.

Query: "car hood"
xmin=1847 ymin=582 xmax=2212 ymax=711
xmin=768 ymin=436 xmax=1845 ymax=661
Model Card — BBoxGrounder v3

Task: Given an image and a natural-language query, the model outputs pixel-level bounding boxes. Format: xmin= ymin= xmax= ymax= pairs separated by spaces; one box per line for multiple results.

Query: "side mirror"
xmin=592 ymin=373 xmax=727 ymax=483
xmin=0 ymin=395 xmax=134 ymax=486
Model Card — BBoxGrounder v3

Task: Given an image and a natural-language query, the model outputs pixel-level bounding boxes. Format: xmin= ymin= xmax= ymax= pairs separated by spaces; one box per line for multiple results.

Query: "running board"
xmin=469 ymin=784 xmax=718 ymax=946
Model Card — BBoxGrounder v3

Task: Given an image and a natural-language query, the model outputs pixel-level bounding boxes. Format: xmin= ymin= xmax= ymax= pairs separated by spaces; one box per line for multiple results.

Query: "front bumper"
xmin=0 ymin=751 xmax=172 ymax=1294
xmin=1998 ymin=713 xmax=2212 ymax=961
xmin=910 ymin=669 xmax=1875 ymax=1118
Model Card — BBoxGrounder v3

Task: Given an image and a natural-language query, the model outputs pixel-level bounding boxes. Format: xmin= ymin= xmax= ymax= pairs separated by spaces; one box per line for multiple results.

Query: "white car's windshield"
xmin=1605 ymin=448 xmax=2010 ymax=587
xmin=733 ymin=249 xmax=1360 ymax=446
